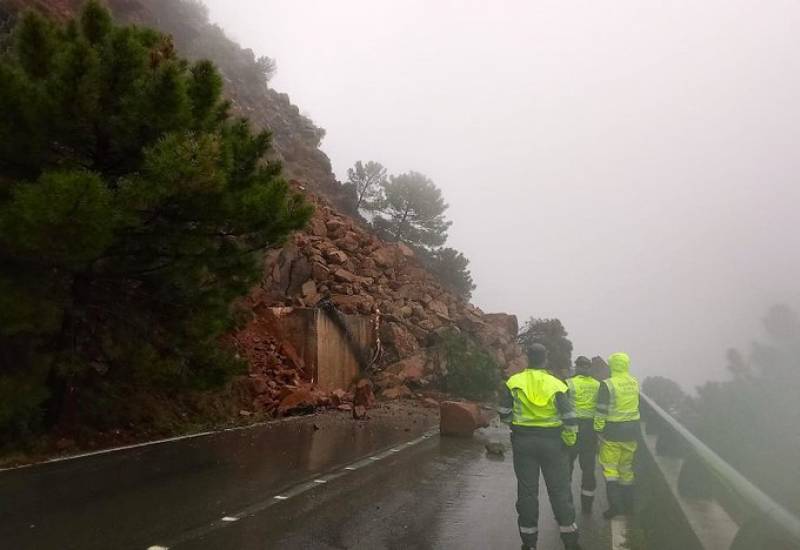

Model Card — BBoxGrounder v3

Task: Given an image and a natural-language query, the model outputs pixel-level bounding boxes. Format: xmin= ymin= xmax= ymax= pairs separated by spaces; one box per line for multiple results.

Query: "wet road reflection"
xmin=185 ymin=424 xmax=612 ymax=550
xmin=0 ymin=405 xmax=434 ymax=550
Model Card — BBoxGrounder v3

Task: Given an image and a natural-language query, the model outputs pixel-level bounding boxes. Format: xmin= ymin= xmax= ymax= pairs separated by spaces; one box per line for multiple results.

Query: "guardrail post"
xmin=677 ymin=454 xmax=713 ymax=499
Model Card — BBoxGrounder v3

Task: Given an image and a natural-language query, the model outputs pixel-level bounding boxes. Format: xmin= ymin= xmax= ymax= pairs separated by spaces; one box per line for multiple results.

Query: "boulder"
xmin=324 ymin=249 xmax=349 ymax=265
xmin=326 ymin=218 xmax=348 ymax=237
xmin=353 ymin=379 xmax=376 ymax=408
xmin=373 ymin=371 xmax=403 ymax=390
xmin=333 ymin=268 xmax=359 ymax=283
xmin=428 ymin=300 xmax=450 ymax=319
xmin=277 ymin=388 xmax=318 ymax=416
xmin=311 ymin=262 xmax=330 ymax=281
xmin=371 ymin=247 xmax=396 ymax=268
xmin=483 ymin=313 xmax=519 ymax=337
xmin=439 ymin=401 xmax=489 ymax=437
xmin=308 ymin=217 xmax=328 ymax=238
xmin=382 ymin=385 xmax=413 ymax=400
xmin=380 ymin=322 xmax=420 ymax=358
xmin=397 ymin=242 xmax=415 ymax=258
xmin=387 ymin=353 xmax=427 ymax=384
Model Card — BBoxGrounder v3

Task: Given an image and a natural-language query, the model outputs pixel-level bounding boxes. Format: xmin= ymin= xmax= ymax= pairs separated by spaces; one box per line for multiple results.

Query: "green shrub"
xmin=441 ymin=333 xmax=501 ymax=401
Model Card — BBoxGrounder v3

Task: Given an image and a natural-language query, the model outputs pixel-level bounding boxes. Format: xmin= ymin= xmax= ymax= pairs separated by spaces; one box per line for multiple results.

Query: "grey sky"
xmin=204 ymin=0 xmax=800 ymax=388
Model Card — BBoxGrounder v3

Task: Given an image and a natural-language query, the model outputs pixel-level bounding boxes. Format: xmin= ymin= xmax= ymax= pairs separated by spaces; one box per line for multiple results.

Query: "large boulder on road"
xmin=439 ymin=401 xmax=489 ymax=437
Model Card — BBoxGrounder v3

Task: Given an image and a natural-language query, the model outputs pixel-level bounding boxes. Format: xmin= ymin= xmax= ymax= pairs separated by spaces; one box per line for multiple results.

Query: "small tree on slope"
xmin=0 ymin=2 xmax=312 ymax=436
xmin=373 ymin=171 xmax=451 ymax=248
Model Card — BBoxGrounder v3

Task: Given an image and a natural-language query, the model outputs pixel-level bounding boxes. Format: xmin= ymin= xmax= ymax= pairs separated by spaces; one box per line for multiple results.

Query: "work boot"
xmin=621 ymin=484 xmax=635 ymax=515
xmin=603 ymin=481 xmax=622 ymax=519
xmin=581 ymin=494 xmax=594 ymax=514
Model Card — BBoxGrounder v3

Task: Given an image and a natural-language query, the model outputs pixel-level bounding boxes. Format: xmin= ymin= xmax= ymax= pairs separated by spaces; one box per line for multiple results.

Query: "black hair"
xmin=527 ymin=343 xmax=548 ymax=368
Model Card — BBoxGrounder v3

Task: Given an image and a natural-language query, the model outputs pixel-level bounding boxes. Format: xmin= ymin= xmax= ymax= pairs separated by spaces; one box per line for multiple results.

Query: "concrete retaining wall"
xmin=271 ymin=307 xmax=375 ymax=391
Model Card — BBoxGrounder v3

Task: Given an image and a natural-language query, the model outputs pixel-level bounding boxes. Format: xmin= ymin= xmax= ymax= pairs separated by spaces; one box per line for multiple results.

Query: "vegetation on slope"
xmin=0 ymin=1 xmax=311 ymax=439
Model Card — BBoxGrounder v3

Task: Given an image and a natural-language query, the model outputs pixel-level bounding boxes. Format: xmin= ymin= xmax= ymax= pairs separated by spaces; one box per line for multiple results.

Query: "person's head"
xmin=608 ymin=352 xmax=631 ymax=376
xmin=575 ymin=356 xmax=591 ymax=375
xmin=527 ymin=343 xmax=548 ymax=369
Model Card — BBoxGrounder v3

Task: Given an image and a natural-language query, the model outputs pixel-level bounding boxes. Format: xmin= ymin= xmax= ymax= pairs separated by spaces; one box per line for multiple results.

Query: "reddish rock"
xmin=277 ymin=388 xmax=318 ymax=416
xmin=380 ymin=322 xmax=420 ymax=358
xmin=324 ymin=249 xmax=349 ymax=265
xmin=387 ymin=353 xmax=427 ymax=384
xmin=371 ymin=247 xmax=396 ymax=268
xmin=329 ymin=388 xmax=350 ymax=407
xmin=309 ymin=217 xmax=328 ymax=238
xmin=333 ymin=268 xmax=359 ymax=283
xmin=483 ymin=313 xmax=519 ymax=337
xmin=397 ymin=243 xmax=415 ymax=258
xmin=337 ymin=403 xmax=353 ymax=412
xmin=440 ymin=401 xmax=487 ymax=437
xmin=353 ymin=379 xmax=376 ymax=408
xmin=373 ymin=371 xmax=403 ymax=390
xmin=422 ymin=398 xmax=440 ymax=408
xmin=382 ymin=385 xmax=413 ymax=400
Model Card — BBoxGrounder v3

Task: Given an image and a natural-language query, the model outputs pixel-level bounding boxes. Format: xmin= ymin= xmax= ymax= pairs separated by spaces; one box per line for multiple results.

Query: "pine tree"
xmin=374 ymin=171 xmax=451 ymax=248
xmin=417 ymin=247 xmax=476 ymax=300
xmin=0 ymin=2 xmax=312 ymax=436
xmin=345 ymin=160 xmax=386 ymax=212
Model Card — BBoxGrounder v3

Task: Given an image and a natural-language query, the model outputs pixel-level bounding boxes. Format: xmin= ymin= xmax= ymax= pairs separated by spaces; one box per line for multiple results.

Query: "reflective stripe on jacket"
xmin=566 ymin=375 xmax=600 ymax=419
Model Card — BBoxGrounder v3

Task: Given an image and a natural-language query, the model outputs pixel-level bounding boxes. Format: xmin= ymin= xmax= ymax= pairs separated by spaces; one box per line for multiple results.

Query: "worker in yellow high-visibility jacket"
xmin=566 ymin=356 xmax=601 ymax=513
xmin=498 ymin=344 xmax=582 ymax=550
xmin=594 ymin=352 xmax=641 ymax=519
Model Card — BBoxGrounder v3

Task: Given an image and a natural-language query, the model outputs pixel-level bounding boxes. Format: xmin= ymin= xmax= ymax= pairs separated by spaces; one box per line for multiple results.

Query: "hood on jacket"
xmin=508 ymin=369 xmax=566 ymax=406
xmin=608 ymin=352 xmax=631 ymax=376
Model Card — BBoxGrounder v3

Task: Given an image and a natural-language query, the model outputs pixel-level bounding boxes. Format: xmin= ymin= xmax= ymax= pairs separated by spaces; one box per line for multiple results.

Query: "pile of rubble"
xmin=228 ymin=188 xmax=527 ymax=417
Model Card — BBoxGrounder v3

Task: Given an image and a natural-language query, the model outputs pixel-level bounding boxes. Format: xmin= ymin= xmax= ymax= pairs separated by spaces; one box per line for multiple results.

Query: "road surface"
xmin=0 ymin=407 xmax=612 ymax=549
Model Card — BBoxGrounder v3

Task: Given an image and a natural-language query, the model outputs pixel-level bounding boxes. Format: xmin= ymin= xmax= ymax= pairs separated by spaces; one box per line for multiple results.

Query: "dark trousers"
xmin=511 ymin=430 xmax=577 ymax=546
xmin=569 ymin=419 xmax=598 ymax=497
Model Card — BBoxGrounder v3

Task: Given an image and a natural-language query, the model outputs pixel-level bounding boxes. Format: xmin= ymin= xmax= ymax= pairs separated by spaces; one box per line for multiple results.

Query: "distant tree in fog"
xmin=373 ymin=171 xmax=451 ymax=248
xmin=642 ymin=376 xmax=687 ymax=414
xmin=690 ymin=304 xmax=800 ymax=514
xmin=345 ymin=160 xmax=387 ymax=212
xmin=518 ymin=318 xmax=573 ymax=376
xmin=416 ymin=247 xmax=476 ymax=300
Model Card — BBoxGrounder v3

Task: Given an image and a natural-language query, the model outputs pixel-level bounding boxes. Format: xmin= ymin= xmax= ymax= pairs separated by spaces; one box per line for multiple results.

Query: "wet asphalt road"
xmin=180 ymin=424 xmax=611 ymax=550
xmin=0 ymin=410 xmax=611 ymax=550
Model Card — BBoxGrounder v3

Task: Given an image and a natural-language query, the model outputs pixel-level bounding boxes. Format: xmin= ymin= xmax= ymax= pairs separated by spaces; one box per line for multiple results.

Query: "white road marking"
xmin=1 ymin=416 xmax=309 ymax=473
xmin=611 ymin=517 xmax=628 ymax=550
xmin=150 ymin=428 xmax=439 ymax=549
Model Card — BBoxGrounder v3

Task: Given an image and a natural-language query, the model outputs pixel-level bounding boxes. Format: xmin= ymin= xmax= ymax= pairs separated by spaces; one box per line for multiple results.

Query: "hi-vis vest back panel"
xmin=604 ymin=374 xmax=640 ymax=422
xmin=506 ymin=369 xmax=567 ymax=428
xmin=566 ymin=375 xmax=600 ymax=419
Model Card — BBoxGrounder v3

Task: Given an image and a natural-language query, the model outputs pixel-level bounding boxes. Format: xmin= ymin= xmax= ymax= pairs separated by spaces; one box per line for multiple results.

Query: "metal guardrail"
xmin=640 ymin=392 xmax=800 ymax=549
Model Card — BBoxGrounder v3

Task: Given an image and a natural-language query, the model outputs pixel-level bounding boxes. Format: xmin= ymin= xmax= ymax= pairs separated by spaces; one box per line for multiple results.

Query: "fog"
xmin=204 ymin=0 xmax=800 ymax=388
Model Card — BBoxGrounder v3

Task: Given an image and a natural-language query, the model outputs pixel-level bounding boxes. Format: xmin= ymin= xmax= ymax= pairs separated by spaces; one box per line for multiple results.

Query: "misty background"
xmin=204 ymin=0 xmax=800 ymax=388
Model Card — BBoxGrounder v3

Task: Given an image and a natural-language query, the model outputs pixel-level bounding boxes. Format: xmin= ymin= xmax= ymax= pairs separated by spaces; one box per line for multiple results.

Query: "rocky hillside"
xmin=236 ymin=187 xmax=526 ymax=398
xmin=2 ymin=0 xmax=527 ymax=417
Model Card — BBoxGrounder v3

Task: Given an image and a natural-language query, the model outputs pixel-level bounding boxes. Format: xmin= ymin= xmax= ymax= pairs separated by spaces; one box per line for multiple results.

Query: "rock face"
xmin=439 ymin=401 xmax=490 ymax=437
xmin=245 ymin=189 xmax=528 ymax=388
